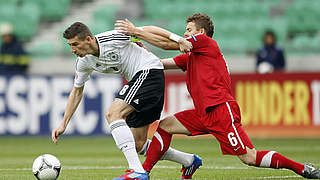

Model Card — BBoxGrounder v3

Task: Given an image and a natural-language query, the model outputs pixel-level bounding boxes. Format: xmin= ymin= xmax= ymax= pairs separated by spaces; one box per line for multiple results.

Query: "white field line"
xmin=2 ymin=165 xmax=318 ymax=171
xmin=0 ymin=165 xmax=249 ymax=171
xmin=0 ymin=166 xmax=304 ymax=179
xmin=247 ymin=175 xmax=301 ymax=179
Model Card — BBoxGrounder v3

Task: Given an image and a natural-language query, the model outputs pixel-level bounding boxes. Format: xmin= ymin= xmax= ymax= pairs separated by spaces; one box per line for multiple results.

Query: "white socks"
xmin=139 ymin=139 xmax=194 ymax=167
xmin=161 ymin=147 xmax=194 ymax=167
xmin=109 ymin=119 xmax=145 ymax=173
xmin=109 ymin=120 xmax=194 ymax=171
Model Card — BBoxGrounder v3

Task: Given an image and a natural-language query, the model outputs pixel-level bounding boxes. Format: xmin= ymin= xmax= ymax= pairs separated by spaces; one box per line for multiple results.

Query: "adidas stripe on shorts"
xmin=116 ymin=69 xmax=165 ymax=128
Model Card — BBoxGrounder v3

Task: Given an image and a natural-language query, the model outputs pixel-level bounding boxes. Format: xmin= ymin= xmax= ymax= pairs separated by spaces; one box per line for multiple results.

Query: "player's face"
xmin=1 ymin=34 xmax=13 ymax=44
xmin=184 ymin=22 xmax=201 ymax=37
xmin=67 ymin=36 xmax=91 ymax=57
xmin=264 ymin=34 xmax=275 ymax=46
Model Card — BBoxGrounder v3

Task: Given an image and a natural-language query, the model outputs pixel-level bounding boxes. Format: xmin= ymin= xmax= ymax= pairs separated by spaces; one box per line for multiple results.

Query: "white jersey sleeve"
xmin=73 ymin=58 xmax=93 ymax=88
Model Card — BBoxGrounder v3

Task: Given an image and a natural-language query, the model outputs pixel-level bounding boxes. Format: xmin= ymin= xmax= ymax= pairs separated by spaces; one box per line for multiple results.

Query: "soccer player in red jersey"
xmin=115 ymin=13 xmax=320 ymax=179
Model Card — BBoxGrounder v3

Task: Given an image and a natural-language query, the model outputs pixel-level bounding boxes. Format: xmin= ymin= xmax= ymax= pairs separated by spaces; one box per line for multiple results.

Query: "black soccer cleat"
xmin=302 ymin=163 xmax=320 ymax=179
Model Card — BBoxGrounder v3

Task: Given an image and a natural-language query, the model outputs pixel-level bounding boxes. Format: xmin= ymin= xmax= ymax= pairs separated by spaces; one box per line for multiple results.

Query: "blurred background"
xmin=0 ymin=0 xmax=319 ymax=137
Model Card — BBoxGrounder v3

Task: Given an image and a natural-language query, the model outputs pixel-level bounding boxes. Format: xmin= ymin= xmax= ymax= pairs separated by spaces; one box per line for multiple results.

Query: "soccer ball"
xmin=32 ymin=154 xmax=61 ymax=180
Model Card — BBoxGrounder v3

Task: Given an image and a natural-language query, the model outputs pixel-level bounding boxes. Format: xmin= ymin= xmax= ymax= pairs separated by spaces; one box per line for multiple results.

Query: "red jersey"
xmin=173 ymin=34 xmax=235 ymax=115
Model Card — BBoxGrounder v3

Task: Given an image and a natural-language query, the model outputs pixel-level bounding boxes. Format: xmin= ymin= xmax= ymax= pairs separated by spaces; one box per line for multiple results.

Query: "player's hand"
xmin=178 ymin=38 xmax=192 ymax=54
xmin=51 ymin=125 xmax=66 ymax=144
xmin=115 ymin=19 xmax=137 ymax=36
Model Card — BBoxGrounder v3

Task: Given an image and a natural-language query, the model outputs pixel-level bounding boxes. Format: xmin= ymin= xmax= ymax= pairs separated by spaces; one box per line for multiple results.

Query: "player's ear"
xmin=199 ymin=28 xmax=206 ymax=35
xmin=86 ymin=36 xmax=92 ymax=43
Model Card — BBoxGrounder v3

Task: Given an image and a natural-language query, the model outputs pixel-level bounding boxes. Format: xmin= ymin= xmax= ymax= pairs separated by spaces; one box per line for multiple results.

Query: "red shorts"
xmin=174 ymin=101 xmax=254 ymax=155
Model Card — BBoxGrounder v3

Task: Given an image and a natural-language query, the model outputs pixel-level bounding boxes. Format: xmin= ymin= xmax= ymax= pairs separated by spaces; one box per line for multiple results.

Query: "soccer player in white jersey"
xmin=51 ymin=22 xmax=194 ymax=180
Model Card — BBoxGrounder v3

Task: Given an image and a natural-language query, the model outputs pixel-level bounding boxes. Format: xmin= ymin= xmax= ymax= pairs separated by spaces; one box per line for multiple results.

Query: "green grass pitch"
xmin=0 ymin=136 xmax=319 ymax=180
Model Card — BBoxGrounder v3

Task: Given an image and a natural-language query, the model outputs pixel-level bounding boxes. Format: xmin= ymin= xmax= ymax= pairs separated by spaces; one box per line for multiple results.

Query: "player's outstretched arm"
xmin=115 ymin=19 xmax=178 ymax=50
xmin=139 ymin=26 xmax=192 ymax=54
xmin=115 ymin=19 xmax=192 ymax=53
xmin=51 ymin=86 xmax=84 ymax=144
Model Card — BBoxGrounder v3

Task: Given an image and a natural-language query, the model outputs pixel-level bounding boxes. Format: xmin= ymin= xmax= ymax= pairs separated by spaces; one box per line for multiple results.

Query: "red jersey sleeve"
xmin=173 ymin=54 xmax=188 ymax=71
xmin=185 ymin=34 xmax=210 ymax=53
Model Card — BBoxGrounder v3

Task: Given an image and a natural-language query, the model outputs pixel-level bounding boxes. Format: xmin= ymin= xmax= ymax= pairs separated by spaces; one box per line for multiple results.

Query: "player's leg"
xmin=238 ymin=147 xmax=304 ymax=172
xmin=106 ymin=98 xmax=146 ymax=174
xmin=220 ymin=101 xmax=320 ymax=178
xmin=117 ymin=67 xmax=184 ymax=169
xmin=155 ymin=114 xmax=202 ymax=173
xmin=130 ymin=125 xmax=149 ymax=153
xmin=128 ymin=109 xmax=185 ymax=155
xmin=238 ymin=141 xmax=320 ymax=178
xmin=142 ymin=115 xmax=188 ymax=172
xmin=130 ymin=120 xmax=195 ymax=164
xmin=214 ymin=101 xmax=304 ymax=173
xmin=132 ymin=125 xmax=197 ymax=170
xmin=158 ymin=115 xmax=192 ymax=135
xmin=113 ymin=69 xmax=164 ymax=179
xmin=143 ymin=110 xmax=204 ymax=179
xmin=129 ymin=123 xmax=191 ymax=171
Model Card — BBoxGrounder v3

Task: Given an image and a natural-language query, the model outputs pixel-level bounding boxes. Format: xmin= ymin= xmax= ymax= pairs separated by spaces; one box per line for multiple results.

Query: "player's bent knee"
xmin=106 ymin=99 xmax=134 ymax=122
xmin=105 ymin=110 xmax=118 ymax=123
xmin=158 ymin=116 xmax=190 ymax=135
xmin=158 ymin=116 xmax=175 ymax=133
xmin=105 ymin=108 xmax=126 ymax=123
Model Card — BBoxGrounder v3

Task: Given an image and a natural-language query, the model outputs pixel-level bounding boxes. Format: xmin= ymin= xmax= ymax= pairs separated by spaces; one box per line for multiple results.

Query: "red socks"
xmin=255 ymin=151 xmax=304 ymax=175
xmin=142 ymin=128 xmax=172 ymax=172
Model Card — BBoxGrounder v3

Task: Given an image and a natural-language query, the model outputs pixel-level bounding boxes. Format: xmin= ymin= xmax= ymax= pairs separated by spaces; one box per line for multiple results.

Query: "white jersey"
xmin=74 ymin=30 xmax=163 ymax=88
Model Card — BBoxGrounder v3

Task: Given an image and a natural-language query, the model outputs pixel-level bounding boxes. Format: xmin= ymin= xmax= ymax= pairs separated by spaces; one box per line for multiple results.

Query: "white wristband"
xmin=169 ymin=33 xmax=182 ymax=42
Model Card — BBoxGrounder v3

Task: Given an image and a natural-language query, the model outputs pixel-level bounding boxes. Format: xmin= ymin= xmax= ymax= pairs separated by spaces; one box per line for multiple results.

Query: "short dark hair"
xmin=186 ymin=13 xmax=214 ymax=38
xmin=63 ymin=22 xmax=93 ymax=40
xmin=264 ymin=30 xmax=277 ymax=41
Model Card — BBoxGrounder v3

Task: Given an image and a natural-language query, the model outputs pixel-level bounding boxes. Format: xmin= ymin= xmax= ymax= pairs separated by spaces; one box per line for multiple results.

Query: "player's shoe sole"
xmin=112 ymin=170 xmax=149 ymax=180
xmin=302 ymin=163 xmax=320 ymax=179
xmin=180 ymin=154 xmax=202 ymax=180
